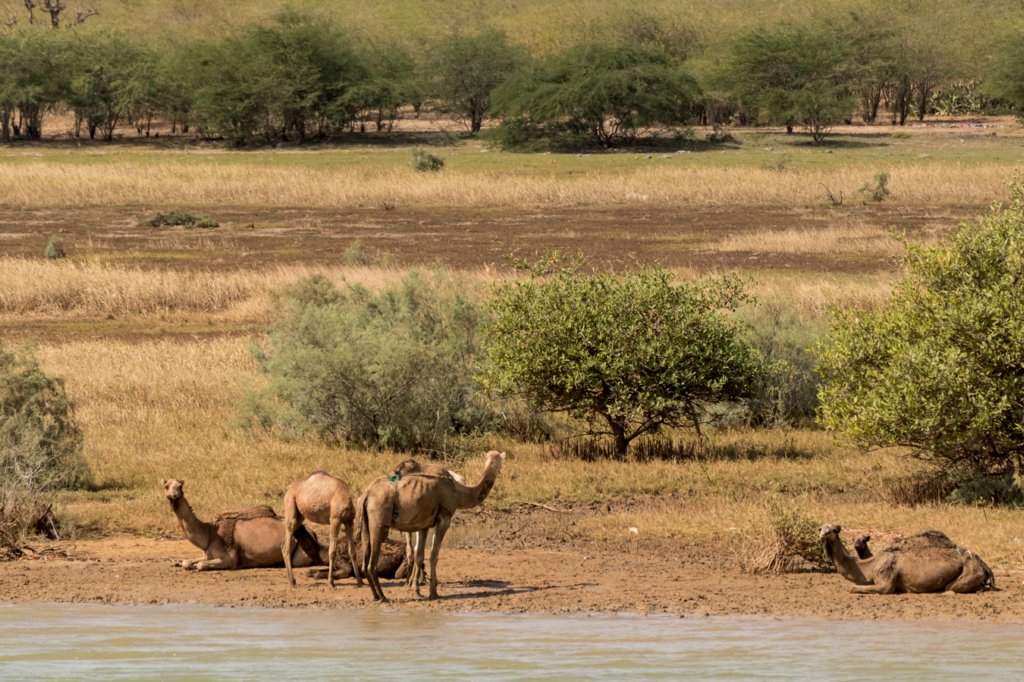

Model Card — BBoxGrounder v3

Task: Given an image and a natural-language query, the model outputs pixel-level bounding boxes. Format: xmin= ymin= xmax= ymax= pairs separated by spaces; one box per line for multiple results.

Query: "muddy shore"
xmin=2 ymin=509 xmax=1021 ymax=622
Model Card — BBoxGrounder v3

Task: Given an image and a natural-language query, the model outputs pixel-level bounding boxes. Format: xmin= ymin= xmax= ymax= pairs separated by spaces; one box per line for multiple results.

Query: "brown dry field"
xmin=0 ymin=204 xmax=975 ymax=274
xmin=4 ymin=506 xmax=1022 ymax=621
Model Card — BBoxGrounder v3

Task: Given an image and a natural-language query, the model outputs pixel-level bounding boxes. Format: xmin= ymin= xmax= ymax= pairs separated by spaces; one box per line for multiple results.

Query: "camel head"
xmin=393 ymin=459 xmax=421 ymax=476
xmin=162 ymin=478 xmax=185 ymax=501
xmin=853 ymin=534 xmax=871 ymax=559
xmin=818 ymin=524 xmax=841 ymax=541
xmin=483 ymin=450 xmax=506 ymax=472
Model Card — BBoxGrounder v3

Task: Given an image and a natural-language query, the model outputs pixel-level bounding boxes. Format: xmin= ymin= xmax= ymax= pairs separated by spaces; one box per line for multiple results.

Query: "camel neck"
xmin=169 ymin=496 xmax=214 ymax=550
xmin=452 ymin=463 xmax=501 ymax=509
xmin=826 ymin=536 xmax=871 ymax=585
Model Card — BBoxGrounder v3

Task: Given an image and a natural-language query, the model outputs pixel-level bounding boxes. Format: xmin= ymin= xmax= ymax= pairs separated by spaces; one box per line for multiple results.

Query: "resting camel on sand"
xmin=282 ymin=470 xmax=361 ymax=588
xmin=358 ymin=450 xmax=506 ymax=602
xmin=819 ymin=524 xmax=996 ymax=594
xmin=390 ymin=459 xmax=465 ymax=583
xmin=162 ymin=478 xmax=321 ymax=570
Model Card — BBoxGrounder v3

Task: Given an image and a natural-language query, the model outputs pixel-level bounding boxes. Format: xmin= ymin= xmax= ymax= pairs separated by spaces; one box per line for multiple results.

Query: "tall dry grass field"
xmin=0 ymin=157 xmax=1014 ymax=210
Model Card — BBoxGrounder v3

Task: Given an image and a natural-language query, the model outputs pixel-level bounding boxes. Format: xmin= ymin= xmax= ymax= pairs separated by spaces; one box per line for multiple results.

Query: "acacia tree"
xmin=818 ymin=184 xmax=1024 ymax=478
xmin=726 ymin=22 xmax=853 ymax=142
xmin=493 ymin=43 xmax=699 ymax=148
xmin=483 ymin=266 xmax=762 ymax=457
xmin=431 ymin=29 xmax=522 ymax=134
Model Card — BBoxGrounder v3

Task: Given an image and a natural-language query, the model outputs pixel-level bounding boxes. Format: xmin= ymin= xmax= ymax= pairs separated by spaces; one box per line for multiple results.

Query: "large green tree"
xmin=483 ymin=266 xmax=761 ymax=456
xmin=493 ymin=42 xmax=699 ymax=147
xmin=725 ymin=22 xmax=854 ymax=142
xmin=818 ymin=185 xmax=1024 ymax=477
xmin=431 ymin=29 xmax=523 ymax=134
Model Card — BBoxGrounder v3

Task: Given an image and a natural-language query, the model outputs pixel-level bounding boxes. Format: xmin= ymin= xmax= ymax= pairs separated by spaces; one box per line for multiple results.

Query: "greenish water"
xmin=0 ymin=603 xmax=1022 ymax=681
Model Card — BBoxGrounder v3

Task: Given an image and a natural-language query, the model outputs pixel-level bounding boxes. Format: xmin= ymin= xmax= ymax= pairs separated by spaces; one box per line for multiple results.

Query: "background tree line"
xmin=3 ymin=8 xmax=1024 ymax=147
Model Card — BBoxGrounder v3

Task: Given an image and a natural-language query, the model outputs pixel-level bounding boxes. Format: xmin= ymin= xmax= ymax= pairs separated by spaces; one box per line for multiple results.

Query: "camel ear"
xmin=498 ymin=451 xmax=506 ymax=460
xmin=160 ymin=478 xmax=168 ymax=487
xmin=834 ymin=525 xmax=841 ymax=533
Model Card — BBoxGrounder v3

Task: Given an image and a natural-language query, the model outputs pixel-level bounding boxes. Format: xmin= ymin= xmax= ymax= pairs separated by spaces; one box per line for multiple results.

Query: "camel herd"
xmin=163 ymin=449 xmax=999 ymax=599
xmin=162 ymin=449 xmax=505 ymax=602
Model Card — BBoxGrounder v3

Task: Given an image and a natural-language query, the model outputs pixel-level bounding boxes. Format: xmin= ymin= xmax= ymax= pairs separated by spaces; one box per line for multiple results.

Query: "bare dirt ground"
xmin=0 ymin=204 xmax=978 ymax=273
xmin=2 ymin=507 xmax=1021 ymax=621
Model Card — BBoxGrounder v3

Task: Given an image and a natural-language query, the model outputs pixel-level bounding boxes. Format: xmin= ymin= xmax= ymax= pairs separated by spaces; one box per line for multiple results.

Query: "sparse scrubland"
xmin=1 ymin=3 xmax=1024 ymax=618
xmin=1 ymin=125 xmax=1023 ymax=567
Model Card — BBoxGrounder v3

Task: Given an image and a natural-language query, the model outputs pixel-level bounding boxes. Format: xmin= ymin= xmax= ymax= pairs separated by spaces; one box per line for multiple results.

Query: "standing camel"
xmin=359 ymin=450 xmax=505 ymax=602
xmin=390 ymin=458 xmax=465 ymax=583
xmin=162 ymin=478 xmax=320 ymax=570
xmin=282 ymin=471 xmax=362 ymax=588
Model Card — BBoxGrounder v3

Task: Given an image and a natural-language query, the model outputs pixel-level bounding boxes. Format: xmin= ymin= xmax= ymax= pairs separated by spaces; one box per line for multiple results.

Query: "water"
xmin=1 ymin=603 xmax=1022 ymax=681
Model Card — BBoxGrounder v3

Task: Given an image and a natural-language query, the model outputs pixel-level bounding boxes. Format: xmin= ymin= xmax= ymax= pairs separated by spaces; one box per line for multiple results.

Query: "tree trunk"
xmin=606 ymin=417 xmax=630 ymax=457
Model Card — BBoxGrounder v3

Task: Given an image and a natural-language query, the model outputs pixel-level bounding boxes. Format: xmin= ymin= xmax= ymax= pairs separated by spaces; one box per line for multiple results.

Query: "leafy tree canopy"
xmin=818 ymin=184 xmax=1024 ymax=476
xmin=482 ymin=263 xmax=761 ymax=456
xmin=493 ymin=42 xmax=700 ymax=148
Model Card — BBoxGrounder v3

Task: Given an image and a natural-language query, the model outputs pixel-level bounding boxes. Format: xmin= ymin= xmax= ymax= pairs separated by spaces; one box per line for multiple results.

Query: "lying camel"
xmin=282 ymin=470 xmax=361 ymax=588
xmin=358 ymin=450 xmax=506 ymax=601
xmin=162 ymin=478 xmax=320 ymax=570
xmin=819 ymin=524 xmax=996 ymax=594
xmin=390 ymin=459 xmax=465 ymax=583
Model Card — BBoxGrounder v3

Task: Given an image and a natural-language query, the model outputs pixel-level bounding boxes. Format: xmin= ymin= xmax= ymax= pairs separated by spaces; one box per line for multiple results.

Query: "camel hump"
xmin=215 ymin=505 xmax=279 ymax=523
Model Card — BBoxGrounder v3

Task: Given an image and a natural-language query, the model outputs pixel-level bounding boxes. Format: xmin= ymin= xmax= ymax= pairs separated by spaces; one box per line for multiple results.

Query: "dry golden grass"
xmin=0 ymin=159 xmax=1013 ymax=209
xmin=0 ymin=259 xmax=504 ymax=318
xmin=713 ymin=221 xmax=934 ymax=257
xmin=0 ymin=258 xmax=893 ymax=324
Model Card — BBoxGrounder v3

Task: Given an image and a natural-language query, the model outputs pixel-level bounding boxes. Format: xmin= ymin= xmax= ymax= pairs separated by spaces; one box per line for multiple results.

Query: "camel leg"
xmin=416 ymin=530 xmax=428 ymax=587
xmin=850 ymin=578 xmax=899 ymax=595
xmin=192 ymin=551 xmax=238 ymax=571
xmin=411 ymin=530 xmax=427 ymax=597
xmin=282 ymin=496 xmax=302 ymax=588
xmin=327 ymin=515 xmax=341 ymax=588
xmin=426 ymin=516 xmax=451 ymax=600
xmin=366 ymin=524 xmax=388 ymax=603
xmin=946 ymin=556 xmax=993 ymax=593
xmin=344 ymin=519 xmax=363 ymax=586
xmin=178 ymin=555 xmax=208 ymax=569
xmin=400 ymin=532 xmax=415 ymax=585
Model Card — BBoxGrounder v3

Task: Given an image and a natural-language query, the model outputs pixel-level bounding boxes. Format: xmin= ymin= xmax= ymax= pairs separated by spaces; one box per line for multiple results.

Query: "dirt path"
xmin=3 ymin=531 xmax=1021 ymax=621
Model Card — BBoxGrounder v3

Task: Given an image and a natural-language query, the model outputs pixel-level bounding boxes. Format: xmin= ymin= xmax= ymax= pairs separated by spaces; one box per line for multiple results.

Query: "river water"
xmin=1 ymin=603 xmax=1022 ymax=681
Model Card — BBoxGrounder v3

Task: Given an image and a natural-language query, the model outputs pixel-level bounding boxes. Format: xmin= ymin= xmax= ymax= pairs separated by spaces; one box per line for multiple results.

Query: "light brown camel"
xmin=282 ymin=470 xmax=361 ymax=588
xmin=162 ymin=478 xmax=320 ymax=570
xmin=358 ymin=450 xmax=506 ymax=602
xmin=390 ymin=458 xmax=465 ymax=584
xmin=819 ymin=524 xmax=996 ymax=594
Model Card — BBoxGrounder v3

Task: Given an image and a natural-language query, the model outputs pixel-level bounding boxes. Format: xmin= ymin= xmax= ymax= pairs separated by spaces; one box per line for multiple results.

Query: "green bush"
xmin=411 ymin=149 xmax=444 ymax=172
xmin=143 ymin=210 xmax=219 ymax=229
xmin=818 ymin=183 xmax=1024 ymax=478
xmin=859 ymin=171 xmax=891 ymax=202
xmin=44 ymin=234 xmax=66 ymax=260
xmin=248 ymin=272 xmax=491 ymax=451
xmin=1 ymin=346 xmax=88 ymax=550
xmin=483 ymin=263 xmax=762 ymax=457
xmin=740 ymin=302 xmax=823 ymax=428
